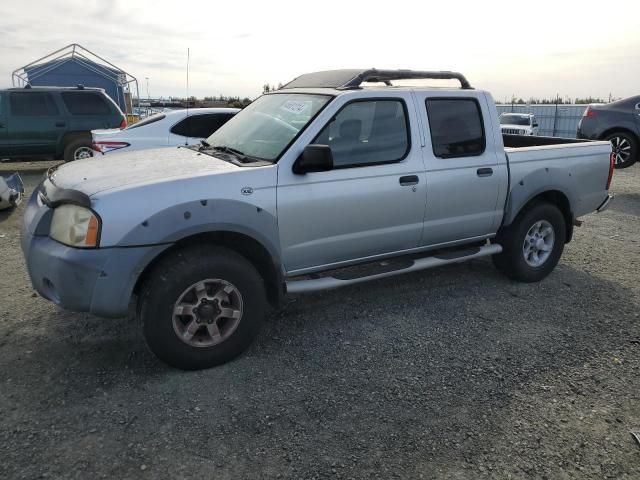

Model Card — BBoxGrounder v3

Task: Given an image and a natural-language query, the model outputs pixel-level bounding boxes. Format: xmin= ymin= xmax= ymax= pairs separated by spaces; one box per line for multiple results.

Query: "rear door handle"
xmin=399 ymin=175 xmax=419 ymax=186
xmin=55 ymin=122 xmax=66 ymax=128
xmin=477 ymin=168 xmax=493 ymax=177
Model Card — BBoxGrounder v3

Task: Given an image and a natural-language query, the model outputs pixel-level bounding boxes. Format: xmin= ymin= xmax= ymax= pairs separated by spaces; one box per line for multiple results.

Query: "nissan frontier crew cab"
xmin=21 ymin=69 xmax=615 ymax=370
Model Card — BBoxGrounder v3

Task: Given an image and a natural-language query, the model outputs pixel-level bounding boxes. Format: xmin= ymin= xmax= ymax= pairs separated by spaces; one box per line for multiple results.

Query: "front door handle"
xmin=399 ymin=175 xmax=419 ymax=186
xmin=55 ymin=122 xmax=66 ymax=128
xmin=477 ymin=168 xmax=493 ymax=177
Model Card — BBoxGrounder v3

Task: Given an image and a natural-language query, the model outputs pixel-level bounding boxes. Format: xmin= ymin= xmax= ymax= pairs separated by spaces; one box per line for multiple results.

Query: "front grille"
xmin=502 ymin=128 xmax=520 ymax=135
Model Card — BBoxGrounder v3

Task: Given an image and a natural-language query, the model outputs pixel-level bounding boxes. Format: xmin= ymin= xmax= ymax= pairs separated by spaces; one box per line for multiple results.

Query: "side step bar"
xmin=286 ymin=243 xmax=502 ymax=294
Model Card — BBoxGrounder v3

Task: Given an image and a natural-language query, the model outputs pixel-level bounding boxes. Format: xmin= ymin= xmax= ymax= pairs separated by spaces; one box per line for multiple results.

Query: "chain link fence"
xmin=496 ymin=104 xmax=589 ymax=138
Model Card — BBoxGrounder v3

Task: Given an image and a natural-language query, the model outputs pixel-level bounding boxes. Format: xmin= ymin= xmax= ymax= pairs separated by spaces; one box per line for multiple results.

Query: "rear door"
xmin=168 ymin=113 xmax=236 ymax=145
xmin=7 ymin=91 xmax=66 ymax=155
xmin=413 ymin=92 xmax=504 ymax=246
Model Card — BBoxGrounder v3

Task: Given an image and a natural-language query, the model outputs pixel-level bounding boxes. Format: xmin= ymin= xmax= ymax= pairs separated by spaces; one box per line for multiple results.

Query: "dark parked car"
xmin=577 ymin=95 xmax=640 ymax=169
xmin=0 ymin=86 xmax=126 ymax=162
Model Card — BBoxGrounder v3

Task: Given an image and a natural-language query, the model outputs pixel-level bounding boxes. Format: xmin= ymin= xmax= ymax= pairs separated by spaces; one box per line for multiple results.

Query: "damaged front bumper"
xmin=0 ymin=172 xmax=25 ymax=210
xmin=21 ymin=185 xmax=169 ymax=318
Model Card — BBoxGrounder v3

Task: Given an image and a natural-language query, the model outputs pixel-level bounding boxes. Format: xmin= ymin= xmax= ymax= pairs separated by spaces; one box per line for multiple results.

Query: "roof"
xmin=282 ymin=69 xmax=472 ymax=90
xmin=3 ymin=86 xmax=104 ymax=92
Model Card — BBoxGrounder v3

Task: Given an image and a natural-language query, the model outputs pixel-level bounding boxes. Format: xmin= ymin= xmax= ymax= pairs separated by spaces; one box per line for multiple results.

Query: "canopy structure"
xmin=12 ymin=43 xmax=139 ymax=113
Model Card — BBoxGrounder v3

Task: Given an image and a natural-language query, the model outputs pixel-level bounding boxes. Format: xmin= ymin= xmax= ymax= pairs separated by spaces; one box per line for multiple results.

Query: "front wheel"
xmin=139 ymin=246 xmax=267 ymax=370
xmin=605 ymin=132 xmax=637 ymax=169
xmin=492 ymin=203 xmax=566 ymax=283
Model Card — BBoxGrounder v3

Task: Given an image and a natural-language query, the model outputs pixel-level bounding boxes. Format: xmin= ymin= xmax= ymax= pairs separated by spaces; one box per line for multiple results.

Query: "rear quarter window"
xmin=171 ymin=113 xmax=236 ymax=138
xmin=126 ymin=113 xmax=166 ymax=130
xmin=61 ymin=92 xmax=112 ymax=115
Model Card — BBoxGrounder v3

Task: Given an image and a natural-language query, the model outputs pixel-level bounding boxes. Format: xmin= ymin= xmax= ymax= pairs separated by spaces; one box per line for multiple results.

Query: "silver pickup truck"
xmin=21 ymin=69 xmax=614 ymax=370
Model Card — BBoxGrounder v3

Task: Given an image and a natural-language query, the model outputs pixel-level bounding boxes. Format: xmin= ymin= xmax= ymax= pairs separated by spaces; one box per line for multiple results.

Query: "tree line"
xmin=500 ymin=95 xmax=619 ymax=105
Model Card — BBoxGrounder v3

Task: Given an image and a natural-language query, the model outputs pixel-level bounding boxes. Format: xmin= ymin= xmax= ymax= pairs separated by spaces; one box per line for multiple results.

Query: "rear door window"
xmin=425 ymin=98 xmax=485 ymax=158
xmin=171 ymin=113 xmax=235 ymax=138
xmin=10 ymin=92 xmax=59 ymax=116
xmin=61 ymin=92 xmax=111 ymax=115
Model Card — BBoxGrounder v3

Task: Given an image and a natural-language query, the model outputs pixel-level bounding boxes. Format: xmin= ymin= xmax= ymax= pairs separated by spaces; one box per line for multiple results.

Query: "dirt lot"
xmin=1 ymin=166 xmax=639 ymax=479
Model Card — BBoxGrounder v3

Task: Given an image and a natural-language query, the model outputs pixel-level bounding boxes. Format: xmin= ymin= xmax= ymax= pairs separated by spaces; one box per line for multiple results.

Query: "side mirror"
xmin=292 ymin=144 xmax=334 ymax=174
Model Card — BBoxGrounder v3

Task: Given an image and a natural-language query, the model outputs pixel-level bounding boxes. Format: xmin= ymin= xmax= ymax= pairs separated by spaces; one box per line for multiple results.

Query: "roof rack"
xmin=281 ymin=69 xmax=473 ymax=90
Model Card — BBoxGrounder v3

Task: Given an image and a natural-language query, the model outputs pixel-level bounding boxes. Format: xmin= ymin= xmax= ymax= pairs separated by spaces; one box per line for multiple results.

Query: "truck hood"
xmin=49 ymin=147 xmax=239 ymax=196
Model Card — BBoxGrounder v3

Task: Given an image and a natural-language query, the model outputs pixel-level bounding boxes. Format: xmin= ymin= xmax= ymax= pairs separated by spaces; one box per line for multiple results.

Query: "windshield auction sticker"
xmin=280 ymin=100 xmax=308 ymax=115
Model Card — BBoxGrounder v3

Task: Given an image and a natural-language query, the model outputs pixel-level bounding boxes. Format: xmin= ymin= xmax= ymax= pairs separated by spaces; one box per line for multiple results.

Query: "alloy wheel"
xmin=522 ymin=220 xmax=555 ymax=267
xmin=610 ymin=136 xmax=632 ymax=166
xmin=74 ymin=146 xmax=94 ymax=160
xmin=172 ymin=279 xmax=243 ymax=348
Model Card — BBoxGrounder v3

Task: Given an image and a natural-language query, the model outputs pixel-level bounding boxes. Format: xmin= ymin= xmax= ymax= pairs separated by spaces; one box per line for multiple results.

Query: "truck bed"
xmin=502 ymin=133 xmax=588 ymax=148
xmin=502 ymin=134 xmax=612 ymax=221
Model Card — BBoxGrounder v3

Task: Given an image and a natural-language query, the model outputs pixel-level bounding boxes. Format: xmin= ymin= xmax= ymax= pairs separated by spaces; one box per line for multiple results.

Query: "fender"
xmin=117 ymin=198 xmax=282 ymax=265
xmin=503 ymin=166 xmax=577 ymax=226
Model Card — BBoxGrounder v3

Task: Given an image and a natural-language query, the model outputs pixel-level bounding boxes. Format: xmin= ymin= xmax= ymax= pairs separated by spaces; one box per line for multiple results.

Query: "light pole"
xmin=145 ymin=77 xmax=150 ymax=102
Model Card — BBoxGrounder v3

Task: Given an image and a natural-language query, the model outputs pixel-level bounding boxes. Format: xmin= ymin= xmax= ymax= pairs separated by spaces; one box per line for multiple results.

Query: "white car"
xmin=92 ymin=108 xmax=239 ymax=155
xmin=499 ymin=113 xmax=539 ymax=136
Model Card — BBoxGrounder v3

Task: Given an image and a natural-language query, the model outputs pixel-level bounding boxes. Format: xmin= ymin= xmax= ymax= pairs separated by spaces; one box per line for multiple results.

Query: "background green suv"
xmin=0 ymin=86 xmax=126 ymax=162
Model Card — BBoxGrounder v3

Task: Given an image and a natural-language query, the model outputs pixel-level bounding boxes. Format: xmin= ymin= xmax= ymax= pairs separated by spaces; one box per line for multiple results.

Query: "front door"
xmin=277 ymin=94 xmax=428 ymax=273
xmin=8 ymin=91 xmax=66 ymax=156
xmin=413 ymin=92 xmax=505 ymax=246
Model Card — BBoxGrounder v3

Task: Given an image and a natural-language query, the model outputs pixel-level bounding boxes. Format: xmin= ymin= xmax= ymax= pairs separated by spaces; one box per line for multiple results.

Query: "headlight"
xmin=50 ymin=204 xmax=101 ymax=248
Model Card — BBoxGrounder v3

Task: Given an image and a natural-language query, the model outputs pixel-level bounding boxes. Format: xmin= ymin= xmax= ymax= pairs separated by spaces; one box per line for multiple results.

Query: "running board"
xmin=285 ymin=243 xmax=502 ymax=294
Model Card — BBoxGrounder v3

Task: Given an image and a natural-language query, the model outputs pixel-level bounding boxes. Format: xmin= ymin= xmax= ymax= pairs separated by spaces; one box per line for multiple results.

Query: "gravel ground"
xmin=0 ymin=167 xmax=638 ymax=479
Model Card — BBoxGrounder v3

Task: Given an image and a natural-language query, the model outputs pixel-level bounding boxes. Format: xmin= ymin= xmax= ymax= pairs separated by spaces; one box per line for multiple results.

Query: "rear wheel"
xmin=605 ymin=132 xmax=637 ymax=169
xmin=63 ymin=139 xmax=94 ymax=162
xmin=139 ymin=245 xmax=267 ymax=370
xmin=492 ymin=203 xmax=566 ymax=282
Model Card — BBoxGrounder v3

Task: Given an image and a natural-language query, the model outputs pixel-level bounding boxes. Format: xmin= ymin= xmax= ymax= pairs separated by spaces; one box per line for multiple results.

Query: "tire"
xmin=63 ymin=139 xmax=94 ymax=162
xmin=139 ymin=245 xmax=267 ymax=370
xmin=492 ymin=202 xmax=566 ymax=283
xmin=605 ymin=132 xmax=637 ymax=169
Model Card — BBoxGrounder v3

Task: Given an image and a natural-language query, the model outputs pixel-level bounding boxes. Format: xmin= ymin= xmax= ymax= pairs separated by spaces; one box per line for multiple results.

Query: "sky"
xmin=0 ymin=0 xmax=639 ymax=101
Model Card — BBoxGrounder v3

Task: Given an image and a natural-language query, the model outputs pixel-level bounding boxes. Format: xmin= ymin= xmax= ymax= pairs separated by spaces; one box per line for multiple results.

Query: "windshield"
xmin=205 ymin=93 xmax=331 ymax=161
xmin=500 ymin=114 xmax=531 ymax=126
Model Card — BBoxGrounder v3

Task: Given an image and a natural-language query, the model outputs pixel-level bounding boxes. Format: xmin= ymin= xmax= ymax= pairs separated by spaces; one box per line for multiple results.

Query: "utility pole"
xmin=145 ymin=77 xmax=150 ymax=102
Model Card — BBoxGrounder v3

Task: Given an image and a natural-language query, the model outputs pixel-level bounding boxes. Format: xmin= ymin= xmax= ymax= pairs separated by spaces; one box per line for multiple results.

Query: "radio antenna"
xmin=185 ymin=47 xmax=190 ymax=145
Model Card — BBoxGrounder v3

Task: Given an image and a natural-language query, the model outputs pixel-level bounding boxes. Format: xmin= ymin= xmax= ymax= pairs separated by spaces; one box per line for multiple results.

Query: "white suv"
xmin=499 ymin=113 xmax=539 ymax=135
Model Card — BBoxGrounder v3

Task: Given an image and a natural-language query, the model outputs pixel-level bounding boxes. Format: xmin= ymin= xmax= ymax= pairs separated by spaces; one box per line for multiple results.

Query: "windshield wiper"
xmin=209 ymin=145 xmax=263 ymax=163
xmin=198 ymin=139 xmax=210 ymax=151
